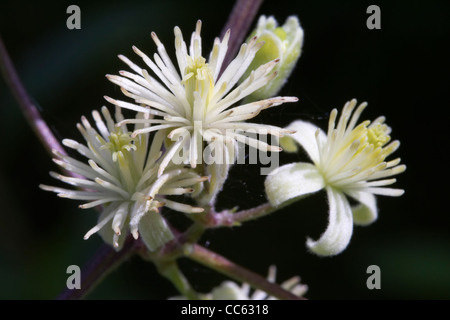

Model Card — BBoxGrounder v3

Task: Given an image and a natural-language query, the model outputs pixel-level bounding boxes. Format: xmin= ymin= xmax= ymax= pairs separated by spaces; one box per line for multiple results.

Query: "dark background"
xmin=0 ymin=0 xmax=449 ymax=299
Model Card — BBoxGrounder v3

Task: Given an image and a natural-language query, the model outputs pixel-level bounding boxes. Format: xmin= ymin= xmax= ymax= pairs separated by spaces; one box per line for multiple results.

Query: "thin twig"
xmin=200 ymin=202 xmax=276 ymax=227
xmin=186 ymin=243 xmax=304 ymax=300
xmin=0 ymin=35 xmax=67 ymax=158
xmin=232 ymin=202 xmax=275 ymax=222
xmin=220 ymin=0 xmax=264 ymax=72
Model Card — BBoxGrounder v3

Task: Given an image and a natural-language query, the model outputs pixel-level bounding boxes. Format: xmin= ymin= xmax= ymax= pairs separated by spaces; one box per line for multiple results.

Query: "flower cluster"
xmin=41 ymin=18 xmax=404 ymax=261
xmin=39 ymin=14 xmax=406 ymax=301
xmin=41 ymin=19 xmax=301 ymax=251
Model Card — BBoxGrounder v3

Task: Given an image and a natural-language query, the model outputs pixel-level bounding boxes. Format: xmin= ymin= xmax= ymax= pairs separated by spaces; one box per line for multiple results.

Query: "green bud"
xmin=243 ymin=15 xmax=304 ymax=102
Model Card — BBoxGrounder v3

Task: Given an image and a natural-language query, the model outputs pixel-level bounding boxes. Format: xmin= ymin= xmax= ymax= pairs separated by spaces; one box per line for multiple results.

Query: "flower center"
xmin=319 ymin=118 xmax=395 ymax=190
xmin=367 ymin=123 xmax=390 ymax=148
xmin=101 ymin=129 xmax=137 ymax=162
xmin=182 ymin=56 xmax=214 ymax=107
xmin=97 ymin=129 xmax=140 ymax=195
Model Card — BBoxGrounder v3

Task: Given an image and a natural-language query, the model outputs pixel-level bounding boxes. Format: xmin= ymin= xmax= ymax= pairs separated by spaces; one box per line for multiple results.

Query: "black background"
xmin=0 ymin=0 xmax=449 ymax=299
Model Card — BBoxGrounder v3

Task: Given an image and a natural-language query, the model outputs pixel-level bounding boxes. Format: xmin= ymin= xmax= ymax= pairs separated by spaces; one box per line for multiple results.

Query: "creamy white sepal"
xmin=264 ymin=162 xmax=325 ymax=207
xmin=138 ymin=211 xmax=174 ymax=251
xmin=284 ymin=120 xmax=326 ymax=163
xmin=306 ymin=187 xmax=353 ymax=256
xmin=345 ymin=190 xmax=378 ymax=226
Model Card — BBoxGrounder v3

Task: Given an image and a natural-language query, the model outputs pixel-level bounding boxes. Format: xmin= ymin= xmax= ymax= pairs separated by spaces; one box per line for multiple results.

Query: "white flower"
xmin=265 ymin=99 xmax=406 ymax=256
xmin=104 ymin=20 xmax=298 ymax=176
xmin=170 ymin=265 xmax=307 ymax=300
xmin=40 ymin=106 xmax=206 ymax=251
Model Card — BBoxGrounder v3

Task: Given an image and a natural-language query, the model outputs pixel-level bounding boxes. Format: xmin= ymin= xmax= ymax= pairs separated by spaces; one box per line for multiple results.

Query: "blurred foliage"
xmin=0 ymin=0 xmax=449 ymax=299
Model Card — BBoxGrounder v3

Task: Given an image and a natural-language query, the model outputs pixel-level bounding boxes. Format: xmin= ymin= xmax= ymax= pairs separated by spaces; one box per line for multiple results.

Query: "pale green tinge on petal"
xmin=211 ymin=281 xmax=250 ymax=300
xmin=138 ymin=211 xmax=174 ymax=251
xmin=307 ymin=187 xmax=354 ymax=256
xmin=243 ymin=15 xmax=304 ymax=102
xmin=279 ymin=135 xmax=298 ymax=153
xmin=346 ymin=190 xmax=378 ymax=226
xmin=264 ymin=162 xmax=325 ymax=207
xmin=283 ymin=120 xmax=326 ymax=164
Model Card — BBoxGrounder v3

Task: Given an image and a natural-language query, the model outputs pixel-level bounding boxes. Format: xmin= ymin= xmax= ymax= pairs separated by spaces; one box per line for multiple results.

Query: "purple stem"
xmin=188 ymin=244 xmax=304 ymax=300
xmin=0 ymin=35 xmax=67 ymax=158
xmin=199 ymin=202 xmax=275 ymax=227
xmin=220 ymin=0 xmax=264 ymax=72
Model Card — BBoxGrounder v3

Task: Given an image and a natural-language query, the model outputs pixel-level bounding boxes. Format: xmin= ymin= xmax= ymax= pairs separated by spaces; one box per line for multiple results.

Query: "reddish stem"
xmin=0 ymin=35 xmax=67 ymax=158
xmin=220 ymin=0 xmax=264 ymax=72
xmin=187 ymin=244 xmax=304 ymax=300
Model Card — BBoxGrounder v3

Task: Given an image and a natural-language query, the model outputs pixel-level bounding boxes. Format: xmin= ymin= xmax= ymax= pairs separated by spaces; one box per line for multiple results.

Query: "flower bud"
xmin=243 ymin=15 xmax=304 ymax=101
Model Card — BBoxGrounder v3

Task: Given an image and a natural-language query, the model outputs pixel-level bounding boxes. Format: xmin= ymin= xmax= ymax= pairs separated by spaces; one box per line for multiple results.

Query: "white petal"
xmin=345 ymin=190 xmax=378 ymax=226
xmin=95 ymin=203 xmax=130 ymax=251
xmin=306 ymin=187 xmax=353 ymax=256
xmin=161 ymin=198 xmax=204 ymax=213
xmin=201 ymin=141 xmax=234 ymax=194
xmin=284 ymin=120 xmax=326 ymax=164
xmin=138 ymin=211 xmax=174 ymax=251
xmin=365 ymin=187 xmax=405 ymax=197
xmin=264 ymin=162 xmax=324 ymax=207
xmin=83 ymin=202 xmax=120 ymax=240
xmin=112 ymin=202 xmax=131 ymax=235
xmin=98 ymin=218 xmax=129 ymax=252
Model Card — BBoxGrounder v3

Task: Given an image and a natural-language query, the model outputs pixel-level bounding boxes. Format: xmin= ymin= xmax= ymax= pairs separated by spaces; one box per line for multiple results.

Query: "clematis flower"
xmin=265 ymin=99 xmax=406 ymax=256
xmin=104 ymin=20 xmax=298 ymax=177
xmin=40 ymin=106 xmax=206 ymax=252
